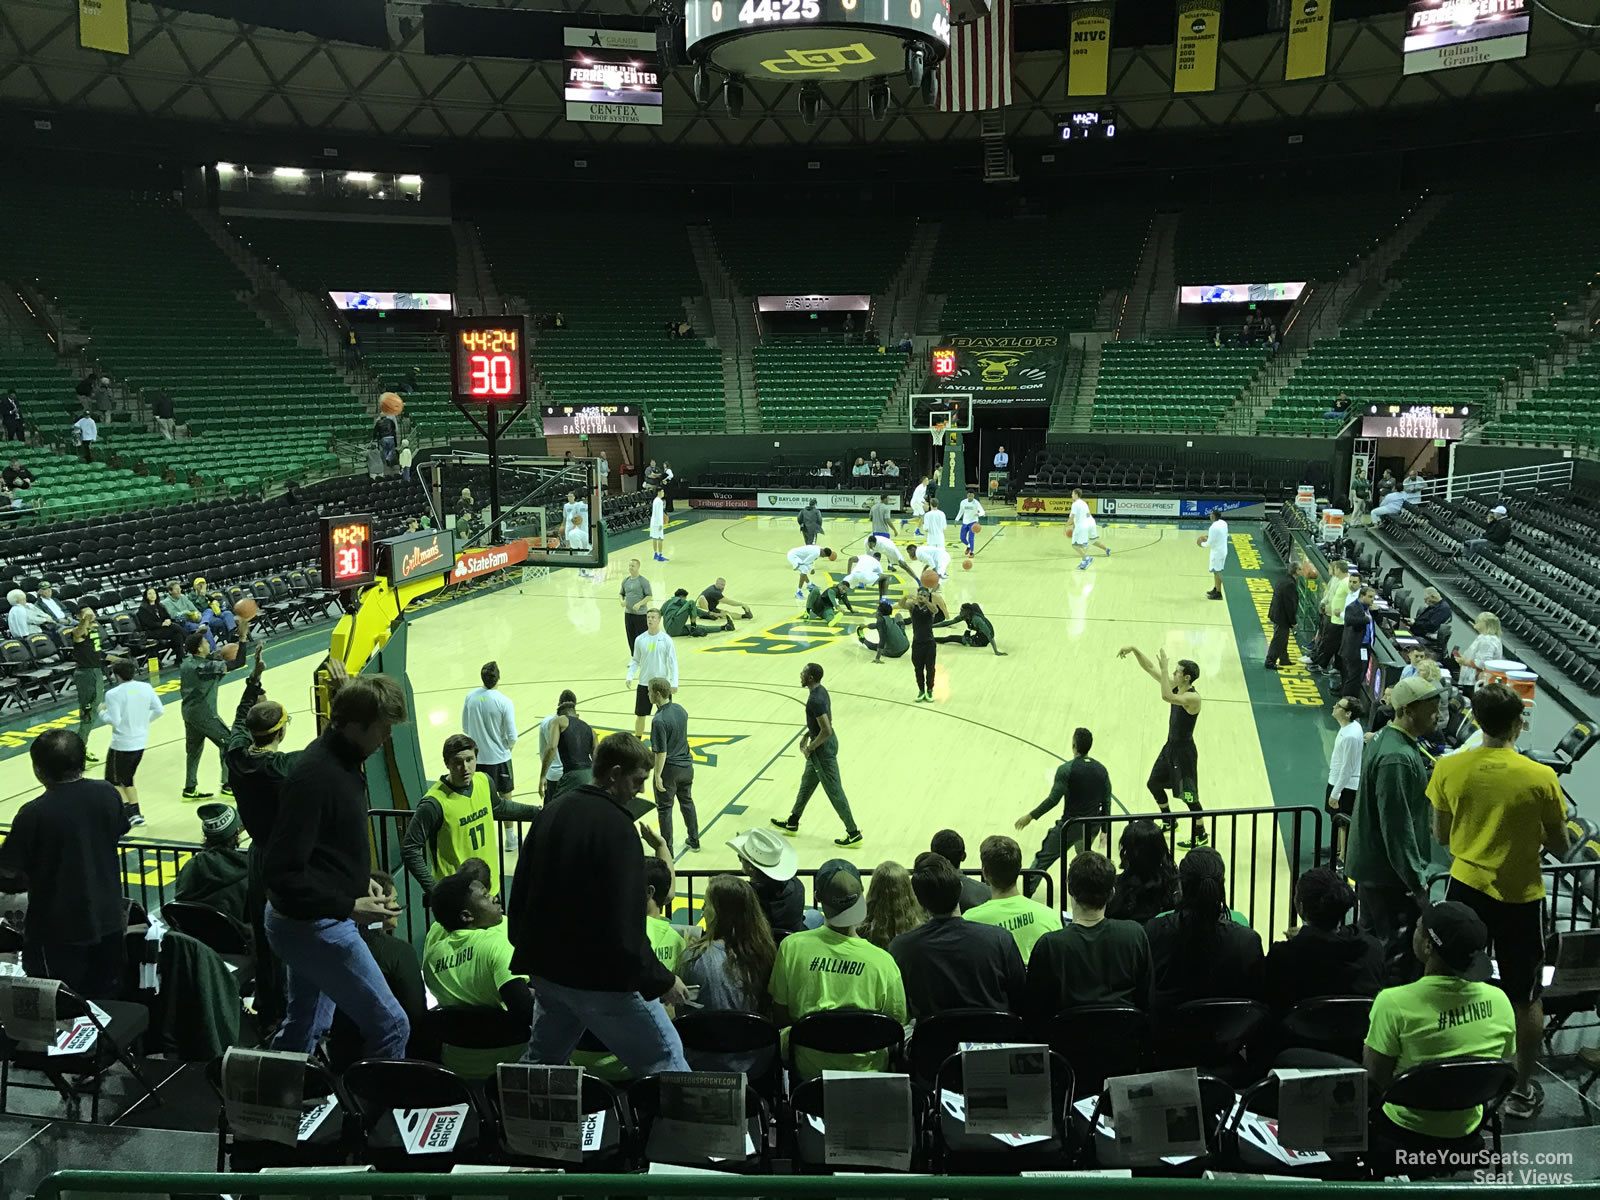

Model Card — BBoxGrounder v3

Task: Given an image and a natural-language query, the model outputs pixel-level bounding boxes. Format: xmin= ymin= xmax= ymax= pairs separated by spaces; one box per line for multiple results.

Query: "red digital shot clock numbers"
xmin=932 ymin=347 xmax=957 ymax=377
xmin=320 ymin=514 xmax=376 ymax=590
xmin=451 ymin=315 xmax=529 ymax=404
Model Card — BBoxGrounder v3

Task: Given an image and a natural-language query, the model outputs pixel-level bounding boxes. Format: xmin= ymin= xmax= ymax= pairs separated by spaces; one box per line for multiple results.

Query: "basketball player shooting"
xmin=1118 ymin=644 xmax=1207 ymax=848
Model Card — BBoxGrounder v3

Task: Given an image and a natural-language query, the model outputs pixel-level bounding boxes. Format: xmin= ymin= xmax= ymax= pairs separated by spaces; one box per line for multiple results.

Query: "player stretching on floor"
xmin=857 ymin=601 xmax=910 ymax=663
xmin=859 ymin=539 xmax=901 ymax=600
xmin=786 ymin=545 xmax=837 ymax=601
xmin=932 ymin=601 xmax=1006 ymax=656
xmin=913 ymin=540 xmax=952 ymax=581
xmin=1117 ymin=644 xmax=1207 ymax=848
xmin=697 ymin=578 xmax=755 ymax=624
xmin=1068 ymin=489 xmax=1111 ymax=570
xmin=902 ymin=476 xmax=932 ymax=535
xmin=957 ymin=486 xmax=985 ymax=558
xmin=804 ymin=580 xmax=854 ymax=623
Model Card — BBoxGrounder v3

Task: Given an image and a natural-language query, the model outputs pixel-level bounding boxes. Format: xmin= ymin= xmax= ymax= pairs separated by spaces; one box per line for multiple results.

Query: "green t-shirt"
xmin=964 ymin=895 xmax=1063 ymax=964
xmin=769 ymin=926 xmax=907 ymax=1079
xmin=647 ymin=915 xmax=685 ymax=974
xmin=1365 ymin=974 xmax=1515 ymax=1139
xmin=422 ymin=921 xmax=527 ymax=1079
xmin=660 ymin=595 xmax=696 ymax=637
xmin=874 ymin=615 xmax=909 ymax=656
xmin=1352 ymin=476 xmax=1370 ymax=498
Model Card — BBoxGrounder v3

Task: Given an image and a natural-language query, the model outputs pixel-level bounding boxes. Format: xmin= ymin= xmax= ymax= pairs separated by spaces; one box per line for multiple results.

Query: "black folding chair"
xmin=204 ymin=1053 xmax=355 ymax=1171
xmin=484 ymin=1068 xmax=633 ymax=1172
xmin=160 ymin=900 xmax=256 ymax=997
xmin=787 ymin=1009 xmax=905 ymax=1091
xmin=341 ymin=1058 xmax=490 ymax=1172
xmin=791 ymin=1073 xmax=928 ymax=1174
xmin=628 ymin=1072 xmax=773 ymax=1173
xmin=0 ymin=981 xmax=158 ymax=1124
xmin=672 ymin=1009 xmax=782 ymax=1106
xmin=1045 ymin=1003 xmax=1151 ymax=1098
xmin=906 ymin=1008 xmax=1026 ymax=1092
xmin=1157 ymin=998 xmax=1271 ymax=1084
xmin=931 ymin=1047 xmax=1074 ymax=1175
xmin=417 ymin=1005 xmax=529 ymax=1080
xmin=1279 ymin=996 xmax=1374 ymax=1064
xmin=1371 ymin=1055 xmax=1517 ymax=1176
xmin=1076 ymin=1072 xmax=1235 ymax=1175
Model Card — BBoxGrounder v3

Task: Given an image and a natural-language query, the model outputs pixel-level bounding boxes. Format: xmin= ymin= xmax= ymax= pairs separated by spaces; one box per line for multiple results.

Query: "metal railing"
xmin=1431 ymin=460 xmax=1574 ymax=504
xmin=1058 ymin=804 xmax=1329 ymax=941
xmin=367 ymin=809 xmax=1054 ymax=951
xmin=117 ymin=839 xmax=198 ymax=918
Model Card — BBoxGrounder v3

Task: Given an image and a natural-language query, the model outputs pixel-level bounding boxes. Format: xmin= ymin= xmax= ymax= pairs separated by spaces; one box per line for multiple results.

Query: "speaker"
xmin=724 ymin=77 xmax=744 ymax=118
xmin=868 ymin=78 xmax=890 ymax=121
xmin=948 ymin=0 xmax=992 ymax=24
xmin=798 ymin=82 xmax=822 ymax=125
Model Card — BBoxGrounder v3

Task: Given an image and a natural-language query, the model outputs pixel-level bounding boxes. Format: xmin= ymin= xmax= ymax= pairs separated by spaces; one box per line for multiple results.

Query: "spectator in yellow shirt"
xmin=1428 ymin=682 xmax=1568 ymax=1120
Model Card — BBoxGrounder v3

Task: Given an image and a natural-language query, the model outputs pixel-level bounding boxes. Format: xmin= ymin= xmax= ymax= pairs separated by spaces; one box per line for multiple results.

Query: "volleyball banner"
xmin=1173 ymin=0 xmax=1222 ymax=94
xmin=1284 ymin=0 xmax=1332 ymax=80
xmin=78 ymin=0 xmax=129 ymax=54
xmin=1067 ymin=4 xmax=1113 ymax=97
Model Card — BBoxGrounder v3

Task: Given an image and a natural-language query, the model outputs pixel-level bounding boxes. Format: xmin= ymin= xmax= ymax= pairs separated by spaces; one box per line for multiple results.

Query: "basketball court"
xmin=0 ymin=505 xmax=1320 ymax=945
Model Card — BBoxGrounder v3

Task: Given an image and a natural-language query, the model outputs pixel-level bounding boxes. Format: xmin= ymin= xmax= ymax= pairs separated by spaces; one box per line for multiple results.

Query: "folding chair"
xmin=0 ymin=979 xmax=158 ymax=1124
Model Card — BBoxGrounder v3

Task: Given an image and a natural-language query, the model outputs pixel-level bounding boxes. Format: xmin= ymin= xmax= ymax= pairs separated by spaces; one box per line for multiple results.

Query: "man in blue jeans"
xmin=507 ymin=732 xmax=690 ymax=1075
xmin=263 ymin=672 xmax=411 ymax=1059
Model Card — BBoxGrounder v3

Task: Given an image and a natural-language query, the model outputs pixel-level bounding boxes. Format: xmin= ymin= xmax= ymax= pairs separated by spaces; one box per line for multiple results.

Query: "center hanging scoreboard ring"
xmin=686 ymin=0 xmax=950 ymax=82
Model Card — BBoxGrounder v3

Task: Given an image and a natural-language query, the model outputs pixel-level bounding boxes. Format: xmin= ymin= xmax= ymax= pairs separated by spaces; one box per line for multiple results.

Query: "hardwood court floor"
xmin=0 ymin=511 xmax=1295 ymax=940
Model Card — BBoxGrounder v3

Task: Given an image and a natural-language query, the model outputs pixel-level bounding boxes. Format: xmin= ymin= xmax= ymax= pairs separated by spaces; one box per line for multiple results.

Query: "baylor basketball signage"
xmin=928 ymin=334 xmax=1064 ymax=404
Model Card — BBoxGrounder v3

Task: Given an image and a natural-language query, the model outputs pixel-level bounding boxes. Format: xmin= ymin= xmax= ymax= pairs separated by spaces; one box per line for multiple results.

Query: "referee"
xmin=1014 ymin=727 xmax=1112 ymax=893
xmin=627 ymin=607 xmax=679 ymax=737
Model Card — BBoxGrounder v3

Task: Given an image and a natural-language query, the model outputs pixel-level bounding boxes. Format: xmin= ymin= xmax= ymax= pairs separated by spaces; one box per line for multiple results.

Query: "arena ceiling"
xmin=0 ymin=0 xmax=1596 ymax=152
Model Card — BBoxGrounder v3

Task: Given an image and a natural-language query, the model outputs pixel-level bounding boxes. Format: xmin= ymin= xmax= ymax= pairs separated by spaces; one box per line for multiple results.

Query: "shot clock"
xmin=320 ymin=514 xmax=376 ymax=590
xmin=450 ymin=314 xmax=529 ymax=405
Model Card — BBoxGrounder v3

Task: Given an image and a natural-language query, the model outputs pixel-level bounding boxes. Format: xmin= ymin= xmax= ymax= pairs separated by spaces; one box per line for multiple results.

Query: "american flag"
xmin=937 ymin=0 xmax=1013 ymax=113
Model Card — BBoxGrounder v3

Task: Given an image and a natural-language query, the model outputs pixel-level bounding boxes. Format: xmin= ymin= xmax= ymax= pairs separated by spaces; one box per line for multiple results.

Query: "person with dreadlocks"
xmin=1143 ymin=846 xmax=1263 ymax=1015
xmin=223 ymin=649 xmax=349 ymax=1032
xmin=931 ymin=601 xmax=1007 ymax=656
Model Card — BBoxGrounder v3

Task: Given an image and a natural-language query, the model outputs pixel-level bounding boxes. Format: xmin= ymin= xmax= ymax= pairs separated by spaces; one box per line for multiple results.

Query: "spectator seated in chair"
xmin=189 ymin=577 xmax=236 ymax=639
xmin=679 ymin=874 xmax=778 ymax=1075
xmin=769 ymin=857 xmax=907 ymax=1078
xmin=423 ymin=858 xmax=533 ymax=1078
xmin=162 ymin=580 xmax=209 ymax=642
xmin=174 ymin=803 xmax=251 ymax=923
xmin=929 ymin=828 xmax=991 ymax=913
xmin=1024 ymin=850 xmax=1151 ymax=1018
xmin=888 ymin=851 xmax=1025 ymax=1021
xmin=729 ymin=827 xmax=814 ymax=938
xmin=1144 ymin=847 xmax=1263 ymax=1015
xmin=135 ymin=586 xmax=186 ymax=663
xmin=1362 ymin=901 xmax=1515 ymax=1143
xmin=1410 ymin=588 xmax=1452 ymax=644
xmin=1 ymin=459 xmax=34 ymax=489
xmin=1259 ymin=867 xmax=1384 ymax=1016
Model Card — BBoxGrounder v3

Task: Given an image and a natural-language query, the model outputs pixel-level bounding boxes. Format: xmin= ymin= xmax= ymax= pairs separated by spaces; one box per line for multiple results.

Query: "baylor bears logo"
xmin=761 ymin=44 xmax=875 ymax=74
xmin=589 ymin=727 xmax=748 ymax=767
xmin=705 ymin=567 xmax=909 ymax=656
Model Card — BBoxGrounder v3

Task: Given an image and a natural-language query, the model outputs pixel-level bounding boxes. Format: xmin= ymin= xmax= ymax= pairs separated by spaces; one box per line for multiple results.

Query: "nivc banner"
xmin=1284 ymin=0 xmax=1332 ymax=81
xmin=1174 ymin=0 xmax=1222 ymax=94
xmin=1068 ymin=4 xmax=1113 ymax=97
xmin=928 ymin=334 xmax=1063 ymax=404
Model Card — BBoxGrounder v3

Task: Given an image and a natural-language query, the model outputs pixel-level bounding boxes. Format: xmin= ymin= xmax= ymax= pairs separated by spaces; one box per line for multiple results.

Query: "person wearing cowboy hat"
xmin=174 ymin=802 xmax=250 ymax=922
xmin=728 ymin=827 xmax=817 ymax=937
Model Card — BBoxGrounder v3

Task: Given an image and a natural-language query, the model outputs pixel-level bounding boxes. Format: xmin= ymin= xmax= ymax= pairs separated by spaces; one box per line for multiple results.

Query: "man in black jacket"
xmin=1460 ymin=505 xmax=1512 ymax=562
xmin=508 ymin=732 xmax=691 ymax=1074
xmin=889 ymin=852 xmax=1024 ymax=1021
xmin=1265 ymin=559 xmax=1311 ymax=670
xmin=264 ymin=674 xmax=410 ymax=1060
xmin=1338 ymin=585 xmax=1377 ymax=699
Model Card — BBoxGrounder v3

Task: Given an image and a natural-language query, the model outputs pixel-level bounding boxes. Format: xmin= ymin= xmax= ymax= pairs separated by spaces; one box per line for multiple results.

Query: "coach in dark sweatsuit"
xmin=1265 ymin=559 xmax=1310 ymax=670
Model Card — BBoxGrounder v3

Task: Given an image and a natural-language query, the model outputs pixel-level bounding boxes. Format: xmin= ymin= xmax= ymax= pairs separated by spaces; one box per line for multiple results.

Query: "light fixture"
xmin=868 ymin=77 xmax=890 ymax=121
xmin=274 ymin=166 xmax=306 ymax=177
xmin=344 ymin=171 xmax=375 ymax=183
xmin=215 ymin=162 xmax=236 ymax=174
xmin=398 ymin=174 xmax=423 ymax=185
xmin=694 ymin=63 xmax=711 ymax=104
xmin=724 ymin=77 xmax=744 ymax=118
xmin=904 ymin=43 xmax=925 ymax=88
xmin=798 ymin=82 xmax=821 ymax=126
xmin=921 ymin=67 xmax=939 ymax=106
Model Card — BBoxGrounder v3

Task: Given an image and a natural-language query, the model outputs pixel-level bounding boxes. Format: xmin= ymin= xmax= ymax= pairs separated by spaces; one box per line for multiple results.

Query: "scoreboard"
xmin=320 ymin=514 xmax=376 ymax=590
xmin=1361 ymin=403 xmax=1474 ymax=440
xmin=450 ymin=315 xmax=529 ymax=405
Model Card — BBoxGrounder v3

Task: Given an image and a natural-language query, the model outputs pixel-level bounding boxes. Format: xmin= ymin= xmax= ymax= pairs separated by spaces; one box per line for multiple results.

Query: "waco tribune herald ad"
xmin=565 ymin=28 xmax=664 ymax=126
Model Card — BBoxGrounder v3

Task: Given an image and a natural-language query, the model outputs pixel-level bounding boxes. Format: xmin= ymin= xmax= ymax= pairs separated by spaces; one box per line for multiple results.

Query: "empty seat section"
xmin=753 ymin=337 xmax=907 ymax=432
xmin=714 ymin=220 xmax=912 ymax=297
xmin=1175 ymin=192 xmax=1417 ymax=285
xmin=477 ymin=216 xmax=724 ymax=432
xmin=228 ymin=217 xmax=457 ymax=295
xmin=1479 ymin=342 xmax=1600 ymax=450
xmin=1092 ymin=331 xmax=1267 ymax=433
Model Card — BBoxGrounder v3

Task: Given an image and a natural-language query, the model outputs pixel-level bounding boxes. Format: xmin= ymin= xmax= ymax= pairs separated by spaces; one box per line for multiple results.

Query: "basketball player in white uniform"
xmin=842 ymin=552 xmax=886 ymax=598
xmin=786 ymin=544 xmax=837 ymax=601
xmin=865 ymin=533 xmax=911 ymax=572
xmin=563 ymin=491 xmax=590 ymax=545
xmin=922 ymin=502 xmax=948 ymax=554
xmin=1068 ymin=488 xmax=1110 ymax=569
xmin=1199 ymin=508 xmax=1229 ymax=599
xmin=914 ymin=541 xmax=952 ymax=580
xmin=649 ymin=488 xmax=668 ymax=562
xmin=902 ymin=476 xmax=931 ymax=535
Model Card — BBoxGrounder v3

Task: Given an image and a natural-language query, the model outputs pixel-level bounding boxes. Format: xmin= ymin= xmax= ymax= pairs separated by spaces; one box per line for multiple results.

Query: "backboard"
xmin=909 ymin=393 xmax=973 ymax=434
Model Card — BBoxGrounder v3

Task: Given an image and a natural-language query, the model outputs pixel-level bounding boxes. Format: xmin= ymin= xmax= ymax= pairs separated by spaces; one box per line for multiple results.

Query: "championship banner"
xmin=1284 ymin=0 xmax=1331 ymax=81
xmin=1068 ymin=4 xmax=1113 ymax=97
xmin=564 ymin=28 xmax=664 ymax=126
xmin=928 ymin=334 xmax=1063 ymax=404
xmin=79 ymin=0 xmax=129 ymax=54
xmin=1173 ymin=0 xmax=1222 ymax=94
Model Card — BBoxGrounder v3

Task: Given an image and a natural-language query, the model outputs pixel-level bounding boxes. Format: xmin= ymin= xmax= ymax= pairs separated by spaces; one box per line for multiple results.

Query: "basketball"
xmin=379 ymin=392 xmax=404 ymax=415
xmin=219 ymin=643 xmax=240 ymax=662
xmin=920 ymin=569 xmax=940 ymax=589
xmin=234 ymin=597 xmax=259 ymax=621
xmin=962 ymin=559 xmax=973 ymax=570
